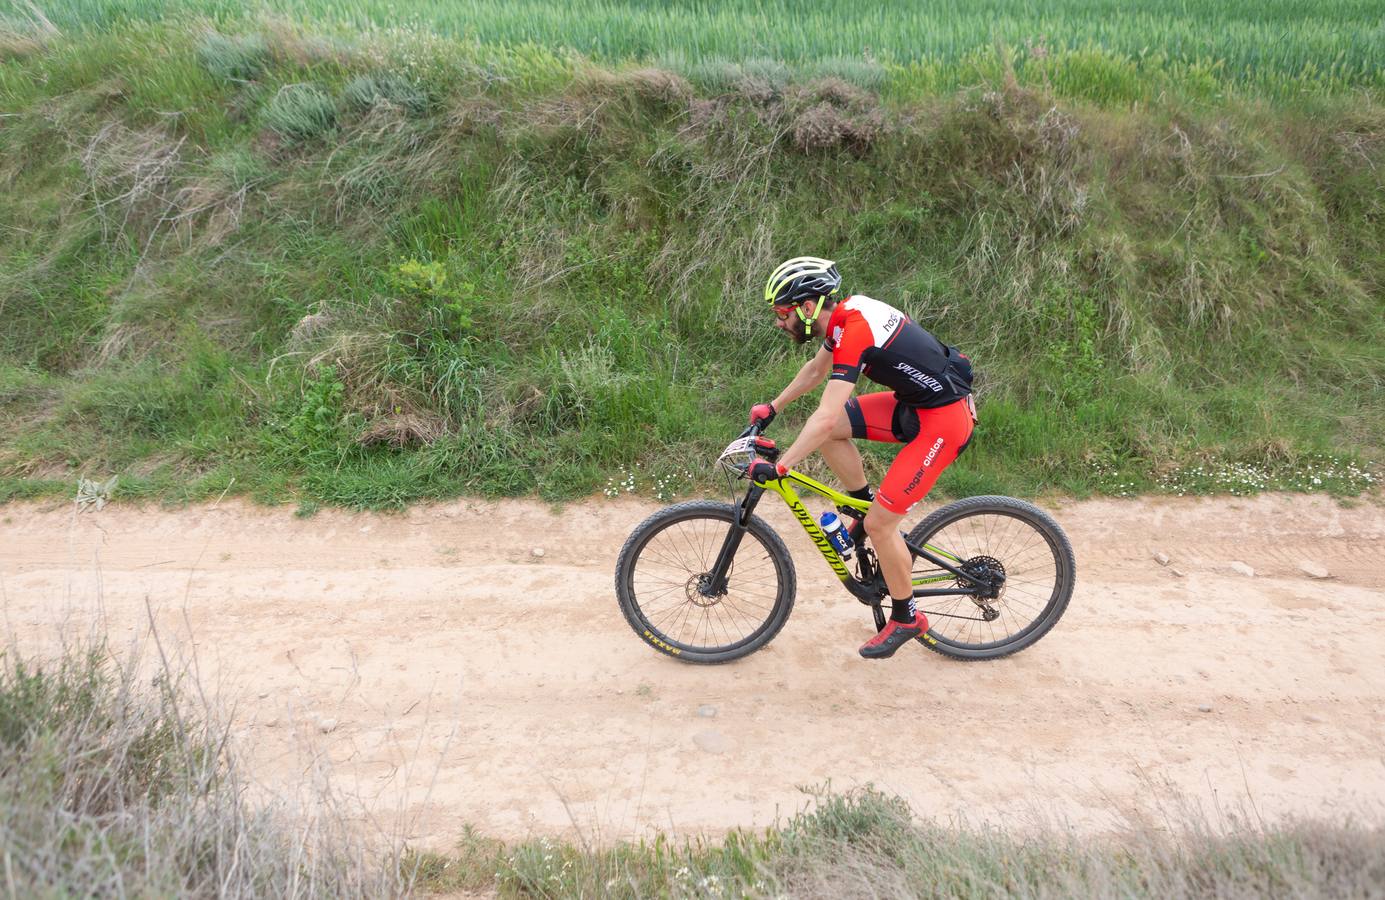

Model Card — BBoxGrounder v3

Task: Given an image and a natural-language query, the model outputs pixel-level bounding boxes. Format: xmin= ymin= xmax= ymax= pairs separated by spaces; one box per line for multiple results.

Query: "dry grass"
xmin=0 ymin=0 xmax=59 ymax=61
xmin=789 ymin=101 xmax=883 ymax=153
xmin=73 ymin=121 xmax=263 ymax=262
xmin=355 ymin=410 xmax=447 ymax=448
xmin=0 ymin=625 xmax=411 ymax=897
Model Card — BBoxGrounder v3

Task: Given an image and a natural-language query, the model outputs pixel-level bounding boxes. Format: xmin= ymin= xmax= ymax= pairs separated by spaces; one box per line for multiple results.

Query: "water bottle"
xmin=819 ymin=511 xmax=854 ymax=560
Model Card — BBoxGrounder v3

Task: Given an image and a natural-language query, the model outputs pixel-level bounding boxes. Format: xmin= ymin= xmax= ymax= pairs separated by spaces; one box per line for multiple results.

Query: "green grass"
xmin=409 ymin=784 xmax=1385 ymax=898
xmin=18 ymin=0 xmax=1385 ymax=98
xmin=0 ymin=18 xmax=1381 ymax=508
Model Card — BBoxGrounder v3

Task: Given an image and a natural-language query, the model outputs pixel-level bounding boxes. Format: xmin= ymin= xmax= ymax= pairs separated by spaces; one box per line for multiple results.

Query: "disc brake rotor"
xmin=688 ymin=573 xmax=724 ymax=607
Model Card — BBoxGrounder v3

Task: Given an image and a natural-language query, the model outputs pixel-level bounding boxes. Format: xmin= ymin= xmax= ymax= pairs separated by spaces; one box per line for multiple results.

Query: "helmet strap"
xmin=795 ymin=297 xmax=825 ymax=338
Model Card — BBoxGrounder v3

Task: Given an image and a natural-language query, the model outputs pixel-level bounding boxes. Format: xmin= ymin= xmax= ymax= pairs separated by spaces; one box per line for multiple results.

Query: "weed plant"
xmin=0 ymin=636 xmax=407 ymax=896
xmin=264 ymin=82 xmax=337 ymax=141
xmin=0 ymin=19 xmax=1382 ymax=508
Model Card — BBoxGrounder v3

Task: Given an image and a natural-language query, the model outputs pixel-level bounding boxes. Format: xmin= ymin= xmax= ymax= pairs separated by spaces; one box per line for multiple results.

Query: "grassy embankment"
xmin=1 ymin=12 xmax=1383 ymax=510
xmin=5 ymin=638 xmax=1384 ymax=897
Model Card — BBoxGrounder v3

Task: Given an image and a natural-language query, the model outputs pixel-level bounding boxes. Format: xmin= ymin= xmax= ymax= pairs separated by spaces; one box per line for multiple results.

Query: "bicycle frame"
xmin=706 ymin=465 xmax=992 ymax=604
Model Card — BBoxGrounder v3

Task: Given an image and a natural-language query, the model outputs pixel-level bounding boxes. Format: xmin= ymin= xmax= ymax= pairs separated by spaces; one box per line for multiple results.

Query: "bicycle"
xmin=614 ymin=423 xmax=1076 ymax=663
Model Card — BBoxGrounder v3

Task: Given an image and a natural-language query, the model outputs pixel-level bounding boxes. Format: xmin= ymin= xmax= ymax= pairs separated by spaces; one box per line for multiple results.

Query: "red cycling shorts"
xmin=843 ymin=392 xmax=975 ymax=515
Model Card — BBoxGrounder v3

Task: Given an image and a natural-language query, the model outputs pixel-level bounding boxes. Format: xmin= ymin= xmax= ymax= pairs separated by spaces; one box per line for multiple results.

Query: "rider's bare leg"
xmin=818 ymin=411 xmax=872 ymax=544
xmin=863 ymin=504 xmax=914 ymax=615
xmin=812 ymin=406 xmax=868 ymax=490
xmin=818 ymin=434 xmax=867 ymax=492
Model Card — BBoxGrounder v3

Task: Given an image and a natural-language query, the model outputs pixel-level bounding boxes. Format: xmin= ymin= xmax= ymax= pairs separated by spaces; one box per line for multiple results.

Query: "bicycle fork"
xmin=706 ymin=481 xmax=883 ymax=604
xmin=704 ymin=485 xmax=765 ymax=596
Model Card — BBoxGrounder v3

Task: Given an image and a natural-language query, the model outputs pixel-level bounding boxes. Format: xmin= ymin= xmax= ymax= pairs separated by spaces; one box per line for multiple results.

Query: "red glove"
xmin=749 ymin=460 xmax=787 ymax=482
xmin=749 ymin=402 xmax=777 ymax=429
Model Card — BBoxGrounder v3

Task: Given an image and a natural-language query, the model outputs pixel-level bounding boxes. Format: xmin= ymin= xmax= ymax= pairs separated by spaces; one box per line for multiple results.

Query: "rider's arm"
xmin=777 ymin=378 xmax=854 ymax=471
xmin=771 ymin=345 xmax=832 ymax=412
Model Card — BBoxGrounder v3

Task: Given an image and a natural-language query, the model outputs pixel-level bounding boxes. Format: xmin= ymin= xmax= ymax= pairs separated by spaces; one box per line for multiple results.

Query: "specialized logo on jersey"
xmin=893 ymin=362 xmax=945 ymax=392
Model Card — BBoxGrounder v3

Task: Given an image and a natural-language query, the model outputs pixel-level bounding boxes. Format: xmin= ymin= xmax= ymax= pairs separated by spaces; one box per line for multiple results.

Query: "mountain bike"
xmin=614 ymin=424 xmax=1075 ymax=663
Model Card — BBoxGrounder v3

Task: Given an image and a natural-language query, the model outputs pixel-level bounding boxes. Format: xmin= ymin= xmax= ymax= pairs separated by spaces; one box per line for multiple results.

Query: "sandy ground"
xmin=2 ymin=492 xmax=1383 ymax=848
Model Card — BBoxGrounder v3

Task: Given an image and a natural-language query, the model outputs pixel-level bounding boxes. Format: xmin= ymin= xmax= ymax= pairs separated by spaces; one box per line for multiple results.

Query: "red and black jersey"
xmin=823 ymin=295 xmax=974 ymax=409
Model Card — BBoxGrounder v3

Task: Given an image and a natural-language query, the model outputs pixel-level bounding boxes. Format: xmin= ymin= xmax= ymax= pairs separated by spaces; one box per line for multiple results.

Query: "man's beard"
xmin=790 ymin=322 xmax=812 ymax=344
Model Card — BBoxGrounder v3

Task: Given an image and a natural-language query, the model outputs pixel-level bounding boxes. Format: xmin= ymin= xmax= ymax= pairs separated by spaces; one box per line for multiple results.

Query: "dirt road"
xmin=2 ymin=493 xmax=1383 ymax=845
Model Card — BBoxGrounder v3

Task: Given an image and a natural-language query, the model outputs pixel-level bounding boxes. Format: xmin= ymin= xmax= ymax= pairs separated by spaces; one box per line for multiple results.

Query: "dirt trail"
xmin=2 ymin=493 xmax=1384 ymax=846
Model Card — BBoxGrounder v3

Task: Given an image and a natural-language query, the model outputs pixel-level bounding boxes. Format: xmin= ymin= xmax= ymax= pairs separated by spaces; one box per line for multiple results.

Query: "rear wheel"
xmin=906 ymin=495 xmax=1075 ymax=661
xmin=615 ymin=500 xmax=796 ymax=664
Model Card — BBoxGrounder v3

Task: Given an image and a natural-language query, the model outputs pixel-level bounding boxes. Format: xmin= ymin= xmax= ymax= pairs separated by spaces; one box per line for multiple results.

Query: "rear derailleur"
xmin=960 ymin=555 xmax=1006 ymax=621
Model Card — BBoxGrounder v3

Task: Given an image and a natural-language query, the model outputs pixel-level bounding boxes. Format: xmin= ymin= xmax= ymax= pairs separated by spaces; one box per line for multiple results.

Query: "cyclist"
xmin=748 ymin=256 xmax=975 ymax=659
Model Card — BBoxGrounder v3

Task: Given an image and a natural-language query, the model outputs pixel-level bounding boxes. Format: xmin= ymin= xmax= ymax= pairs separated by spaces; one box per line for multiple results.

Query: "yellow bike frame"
xmin=751 ymin=468 xmax=967 ymax=592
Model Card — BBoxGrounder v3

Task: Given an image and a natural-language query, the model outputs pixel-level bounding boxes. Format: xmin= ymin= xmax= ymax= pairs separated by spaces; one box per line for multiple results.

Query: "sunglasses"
xmin=773 ymin=304 xmax=799 ymax=321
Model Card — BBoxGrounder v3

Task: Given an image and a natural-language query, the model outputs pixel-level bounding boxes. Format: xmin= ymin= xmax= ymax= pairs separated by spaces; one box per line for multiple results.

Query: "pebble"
xmin=1298 ymin=562 xmax=1330 ymax=579
xmin=258 ymin=691 xmax=270 ymax=699
xmin=1305 ymin=714 xmax=1323 ymax=724
xmin=532 ymin=547 xmax=545 ymax=558
xmin=317 ymin=718 xmax=338 ymax=734
xmin=693 ymin=729 xmax=731 ymax=754
xmin=1170 ymin=567 xmax=1185 ymax=577
xmin=360 ymin=525 xmax=371 ymax=534
xmin=1153 ymin=551 xmax=1170 ymax=566
xmin=1197 ymin=704 xmax=1213 ymax=713
xmin=263 ymin=716 xmax=279 ymax=728
xmin=1228 ymin=561 xmax=1255 ymax=577
xmin=697 ymin=704 xmax=718 ymax=718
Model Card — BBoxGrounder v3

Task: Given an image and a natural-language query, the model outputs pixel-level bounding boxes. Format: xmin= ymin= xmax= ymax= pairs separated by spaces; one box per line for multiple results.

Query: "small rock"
xmin=1228 ymin=561 xmax=1255 ymax=577
xmin=1298 ymin=562 xmax=1330 ymax=580
xmin=263 ymin=716 xmax=279 ymax=728
xmin=531 ymin=547 xmax=545 ymax=558
xmin=692 ymin=729 xmax=731 ymax=754
xmin=1197 ymin=704 xmax=1213 ymax=713
xmin=1170 ymin=568 xmax=1185 ymax=578
xmin=1305 ymin=714 xmax=1323 ymax=724
xmin=258 ymin=691 xmax=270 ymax=699
xmin=1153 ymin=551 xmax=1170 ymax=566
xmin=697 ymin=704 xmax=718 ymax=718
xmin=317 ymin=718 xmax=338 ymax=734
xmin=359 ymin=525 xmax=371 ymax=534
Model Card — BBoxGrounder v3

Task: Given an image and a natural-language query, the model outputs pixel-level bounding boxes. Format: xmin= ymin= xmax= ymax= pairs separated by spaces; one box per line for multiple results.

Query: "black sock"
xmin=890 ymin=595 xmax=917 ymax=624
xmin=847 ymin=485 xmax=874 ymax=504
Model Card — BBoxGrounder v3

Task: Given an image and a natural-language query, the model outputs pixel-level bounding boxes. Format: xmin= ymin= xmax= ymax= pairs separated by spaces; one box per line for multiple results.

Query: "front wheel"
xmin=615 ymin=500 xmax=796 ymax=664
xmin=907 ymin=495 xmax=1075 ymax=661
